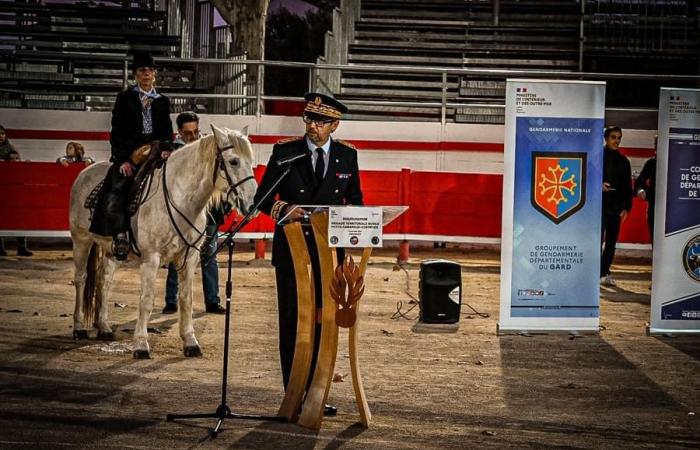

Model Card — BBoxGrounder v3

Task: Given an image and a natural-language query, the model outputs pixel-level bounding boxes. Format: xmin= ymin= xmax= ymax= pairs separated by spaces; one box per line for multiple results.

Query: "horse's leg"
xmin=179 ymin=254 xmax=202 ymax=357
xmin=96 ymin=255 xmax=118 ymax=341
xmin=72 ymin=237 xmax=92 ymax=340
xmin=133 ymin=253 xmax=160 ymax=359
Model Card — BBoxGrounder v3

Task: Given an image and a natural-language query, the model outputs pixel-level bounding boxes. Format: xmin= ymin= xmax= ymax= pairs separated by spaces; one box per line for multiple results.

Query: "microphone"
xmin=276 ymin=152 xmax=308 ymax=167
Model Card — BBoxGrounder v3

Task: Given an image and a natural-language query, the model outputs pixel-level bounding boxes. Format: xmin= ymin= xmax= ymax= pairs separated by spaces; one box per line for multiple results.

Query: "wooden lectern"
xmin=277 ymin=206 xmax=407 ymax=430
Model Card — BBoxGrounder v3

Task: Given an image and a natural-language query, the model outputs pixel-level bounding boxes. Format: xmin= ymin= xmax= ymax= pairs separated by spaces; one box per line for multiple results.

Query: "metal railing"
xmin=3 ymin=54 xmax=700 ymax=125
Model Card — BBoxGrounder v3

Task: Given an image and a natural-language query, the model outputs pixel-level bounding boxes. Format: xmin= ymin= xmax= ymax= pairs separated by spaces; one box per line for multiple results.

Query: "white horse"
xmin=69 ymin=125 xmax=257 ymax=358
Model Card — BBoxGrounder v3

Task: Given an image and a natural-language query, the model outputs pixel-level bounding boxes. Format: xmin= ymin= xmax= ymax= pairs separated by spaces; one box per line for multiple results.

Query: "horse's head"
xmin=210 ymin=124 xmax=257 ymax=216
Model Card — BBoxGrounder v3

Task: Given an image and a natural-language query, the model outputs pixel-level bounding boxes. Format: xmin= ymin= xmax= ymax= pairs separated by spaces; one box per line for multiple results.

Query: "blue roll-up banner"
xmin=499 ymin=80 xmax=606 ymax=333
xmin=649 ymin=88 xmax=700 ymax=335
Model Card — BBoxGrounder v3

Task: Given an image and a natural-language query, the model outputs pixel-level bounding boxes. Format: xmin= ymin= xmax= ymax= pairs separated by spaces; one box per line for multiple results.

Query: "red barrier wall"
xmin=0 ymin=162 xmax=85 ymax=231
xmin=0 ymin=161 xmax=652 ymax=244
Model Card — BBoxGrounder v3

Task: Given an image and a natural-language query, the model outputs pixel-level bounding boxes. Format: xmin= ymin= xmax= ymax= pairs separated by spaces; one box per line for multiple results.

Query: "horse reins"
xmin=162 ymin=139 xmax=255 ymax=268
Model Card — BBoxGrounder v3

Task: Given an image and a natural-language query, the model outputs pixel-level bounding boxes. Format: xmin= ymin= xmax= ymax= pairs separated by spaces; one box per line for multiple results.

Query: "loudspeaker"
xmin=419 ymin=259 xmax=461 ymax=323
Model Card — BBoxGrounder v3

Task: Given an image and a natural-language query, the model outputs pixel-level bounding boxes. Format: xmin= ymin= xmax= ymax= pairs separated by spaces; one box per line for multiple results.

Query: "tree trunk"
xmin=210 ymin=0 xmax=270 ymax=106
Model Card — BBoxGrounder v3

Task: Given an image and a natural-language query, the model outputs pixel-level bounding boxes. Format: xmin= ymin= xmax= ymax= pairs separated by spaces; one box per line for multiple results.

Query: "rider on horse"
xmin=89 ymin=51 xmax=173 ymax=260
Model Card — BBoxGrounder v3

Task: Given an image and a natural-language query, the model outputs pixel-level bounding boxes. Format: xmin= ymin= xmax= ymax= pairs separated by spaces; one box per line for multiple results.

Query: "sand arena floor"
xmin=0 ymin=243 xmax=698 ymax=449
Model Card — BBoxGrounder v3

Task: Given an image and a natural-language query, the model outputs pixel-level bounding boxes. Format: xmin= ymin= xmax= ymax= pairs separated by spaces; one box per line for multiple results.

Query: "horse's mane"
xmin=170 ymin=130 xmax=254 ymax=168
xmin=167 ymin=129 xmax=254 ymax=215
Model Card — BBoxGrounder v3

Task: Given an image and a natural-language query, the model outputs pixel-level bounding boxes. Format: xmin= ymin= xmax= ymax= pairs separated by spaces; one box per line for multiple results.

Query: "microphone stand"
xmin=166 ymin=163 xmax=295 ymax=437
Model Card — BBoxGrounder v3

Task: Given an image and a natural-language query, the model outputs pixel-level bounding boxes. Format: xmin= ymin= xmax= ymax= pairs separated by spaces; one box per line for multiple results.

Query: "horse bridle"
xmin=213 ymin=142 xmax=255 ymax=203
xmin=162 ymin=136 xmax=255 ymax=259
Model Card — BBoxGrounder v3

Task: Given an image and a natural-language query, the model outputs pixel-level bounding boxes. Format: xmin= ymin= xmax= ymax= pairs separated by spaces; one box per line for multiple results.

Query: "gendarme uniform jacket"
xmin=254 ymin=136 xmax=363 ymax=268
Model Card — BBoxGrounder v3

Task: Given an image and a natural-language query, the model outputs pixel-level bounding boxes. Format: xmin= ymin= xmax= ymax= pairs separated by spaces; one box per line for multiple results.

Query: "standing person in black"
xmin=635 ymin=138 xmax=657 ymax=245
xmin=254 ymin=93 xmax=363 ymax=416
xmin=0 ymin=125 xmax=32 ymax=257
xmin=89 ymin=52 xmax=173 ymax=260
xmin=601 ymin=126 xmax=633 ymax=286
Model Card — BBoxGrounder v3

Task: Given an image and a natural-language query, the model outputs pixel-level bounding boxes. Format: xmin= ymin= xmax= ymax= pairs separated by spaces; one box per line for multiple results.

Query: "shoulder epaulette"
xmin=335 ymin=139 xmax=357 ymax=150
xmin=276 ymin=136 xmax=303 ymax=145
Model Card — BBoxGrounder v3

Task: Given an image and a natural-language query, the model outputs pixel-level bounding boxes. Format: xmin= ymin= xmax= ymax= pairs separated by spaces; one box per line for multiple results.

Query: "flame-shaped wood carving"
xmin=330 ymin=255 xmax=365 ymax=328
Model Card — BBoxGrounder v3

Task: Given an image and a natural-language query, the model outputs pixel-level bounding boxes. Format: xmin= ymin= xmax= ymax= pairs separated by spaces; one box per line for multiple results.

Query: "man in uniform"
xmin=254 ymin=93 xmax=363 ymax=416
xmin=90 ymin=51 xmax=173 ymax=260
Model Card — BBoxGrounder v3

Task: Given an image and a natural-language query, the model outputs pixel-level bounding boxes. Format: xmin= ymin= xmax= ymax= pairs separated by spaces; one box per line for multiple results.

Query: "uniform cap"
xmin=303 ymin=92 xmax=348 ymax=120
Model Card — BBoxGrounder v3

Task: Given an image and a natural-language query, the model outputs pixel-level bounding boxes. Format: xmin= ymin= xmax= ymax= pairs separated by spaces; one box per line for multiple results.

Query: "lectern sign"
xmin=328 ymin=206 xmax=383 ymax=247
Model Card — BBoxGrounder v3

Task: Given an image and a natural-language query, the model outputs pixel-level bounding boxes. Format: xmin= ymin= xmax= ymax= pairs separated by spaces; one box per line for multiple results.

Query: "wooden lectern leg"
xmin=349 ymin=247 xmax=373 ymax=428
xmin=298 ymin=214 xmax=339 ymax=430
xmin=278 ymin=222 xmax=316 ymax=421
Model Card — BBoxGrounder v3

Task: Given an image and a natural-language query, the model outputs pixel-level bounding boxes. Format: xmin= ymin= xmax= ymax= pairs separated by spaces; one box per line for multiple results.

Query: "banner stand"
xmin=498 ymin=79 xmax=606 ymax=334
xmin=648 ymin=88 xmax=700 ymax=336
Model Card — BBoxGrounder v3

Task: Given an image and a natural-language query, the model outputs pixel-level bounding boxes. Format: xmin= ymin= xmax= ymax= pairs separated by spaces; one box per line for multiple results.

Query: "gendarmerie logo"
xmin=682 ymin=235 xmax=700 ymax=282
xmin=531 ymin=152 xmax=587 ymax=224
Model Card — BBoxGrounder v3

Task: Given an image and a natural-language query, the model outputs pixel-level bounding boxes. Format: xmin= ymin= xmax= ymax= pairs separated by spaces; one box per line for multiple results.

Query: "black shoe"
xmin=0 ymin=248 xmax=6 ymax=257
xmin=205 ymin=304 xmax=226 ymax=314
xmin=323 ymin=404 xmax=337 ymax=417
xmin=162 ymin=303 xmax=178 ymax=314
xmin=113 ymin=234 xmax=129 ymax=261
xmin=17 ymin=248 xmax=33 ymax=257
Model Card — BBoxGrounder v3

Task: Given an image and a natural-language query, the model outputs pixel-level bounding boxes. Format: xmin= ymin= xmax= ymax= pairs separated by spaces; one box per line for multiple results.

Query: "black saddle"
xmin=84 ymin=159 xmax=162 ymax=217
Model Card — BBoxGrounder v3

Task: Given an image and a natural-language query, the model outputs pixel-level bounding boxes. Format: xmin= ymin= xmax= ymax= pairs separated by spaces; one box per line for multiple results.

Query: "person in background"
xmin=635 ymin=137 xmax=657 ymax=246
xmin=0 ymin=125 xmax=19 ymax=161
xmin=57 ymin=142 xmax=94 ymax=166
xmin=162 ymin=112 xmax=226 ymax=315
xmin=254 ymin=92 xmax=363 ymax=416
xmin=601 ymin=126 xmax=633 ymax=287
xmin=0 ymin=125 xmax=32 ymax=257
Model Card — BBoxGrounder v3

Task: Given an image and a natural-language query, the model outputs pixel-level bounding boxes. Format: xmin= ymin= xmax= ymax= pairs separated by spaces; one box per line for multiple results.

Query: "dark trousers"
xmin=89 ymin=163 xmax=135 ymax=237
xmin=166 ymin=218 xmax=221 ymax=306
xmin=601 ymin=211 xmax=622 ymax=277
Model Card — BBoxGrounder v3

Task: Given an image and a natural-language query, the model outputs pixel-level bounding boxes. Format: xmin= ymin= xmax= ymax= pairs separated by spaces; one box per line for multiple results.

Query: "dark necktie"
xmin=315 ymin=147 xmax=325 ymax=185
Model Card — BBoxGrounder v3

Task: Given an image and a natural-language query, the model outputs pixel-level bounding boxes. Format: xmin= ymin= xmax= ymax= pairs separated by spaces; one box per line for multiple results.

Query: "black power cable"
xmin=390 ymin=261 xmax=490 ymax=321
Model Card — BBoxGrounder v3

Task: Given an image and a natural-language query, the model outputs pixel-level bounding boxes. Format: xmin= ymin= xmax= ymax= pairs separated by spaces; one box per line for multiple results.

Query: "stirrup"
xmin=113 ymin=234 xmax=129 ymax=261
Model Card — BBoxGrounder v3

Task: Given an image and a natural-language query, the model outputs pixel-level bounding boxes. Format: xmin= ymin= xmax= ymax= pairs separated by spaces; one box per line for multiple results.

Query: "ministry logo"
xmin=531 ymin=152 xmax=587 ymax=224
xmin=682 ymin=235 xmax=700 ymax=282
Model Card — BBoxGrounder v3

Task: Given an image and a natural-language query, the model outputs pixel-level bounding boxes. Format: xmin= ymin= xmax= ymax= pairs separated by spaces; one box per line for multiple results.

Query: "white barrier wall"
xmin=0 ymin=108 xmax=656 ymax=176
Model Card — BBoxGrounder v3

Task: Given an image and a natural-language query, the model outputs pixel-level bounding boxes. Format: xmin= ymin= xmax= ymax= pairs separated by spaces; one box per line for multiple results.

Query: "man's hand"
xmin=119 ymin=161 xmax=135 ymax=177
xmin=160 ymin=151 xmax=171 ymax=160
xmin=637 ymin=189 xmax=647 ymax=200
xmin=620 ymin=209 xmax=629 ymax=223
xmin=603 ymin=182 xmax=614 ymax=192
xmin=286 ymin=205 xmax=309 ymax=222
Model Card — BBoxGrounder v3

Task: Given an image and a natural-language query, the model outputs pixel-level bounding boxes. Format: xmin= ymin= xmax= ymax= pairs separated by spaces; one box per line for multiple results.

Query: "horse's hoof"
xmin=73 ymin=330 xmax=89 ymax=340
xmin=184 ymin=345 xmax=203 ymax=358
xmin=133 ymin=349 xmax=151 ymax=359
xmin=97 ymin=331 xmax=115 ymax=341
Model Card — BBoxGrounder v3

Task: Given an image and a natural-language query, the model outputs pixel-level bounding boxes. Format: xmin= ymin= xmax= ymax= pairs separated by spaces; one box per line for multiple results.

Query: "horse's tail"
xmin=82 ymin=243 xmax=100 ymax=328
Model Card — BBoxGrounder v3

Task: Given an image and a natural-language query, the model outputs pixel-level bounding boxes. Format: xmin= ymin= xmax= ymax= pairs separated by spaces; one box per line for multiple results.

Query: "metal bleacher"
xmin=1 ymin=0 xmax=697 ymax=122
xmin=318 ymin=0 xmax=699 ymax=124
xmin=0 ymin=0 xmax=182 ymax=111
xmin=318 ymin=0 xmax=583 ymax=123
xmin=0 ymin=0 xmax=250 ymax=114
